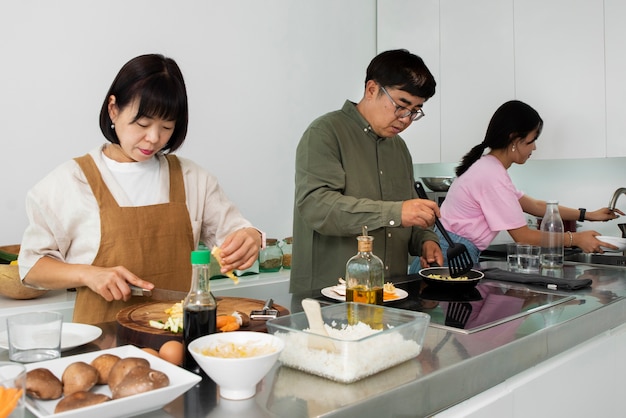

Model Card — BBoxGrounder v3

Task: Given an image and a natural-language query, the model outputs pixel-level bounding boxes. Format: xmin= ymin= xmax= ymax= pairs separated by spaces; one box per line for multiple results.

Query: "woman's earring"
xmin=512 ymin=146 xmax=516 ymax=152
xmin=111 ymin=123 xmax=115 ymax=129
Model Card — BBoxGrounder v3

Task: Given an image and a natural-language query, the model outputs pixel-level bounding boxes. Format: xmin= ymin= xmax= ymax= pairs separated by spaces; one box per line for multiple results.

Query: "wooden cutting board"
xmin=116 ymin=296 xmax=289 ymax=350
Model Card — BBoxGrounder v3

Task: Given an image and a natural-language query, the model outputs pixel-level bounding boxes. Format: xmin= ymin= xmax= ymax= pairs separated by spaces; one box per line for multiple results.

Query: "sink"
xmin=564 ymin=253 xmax=626 ymax=267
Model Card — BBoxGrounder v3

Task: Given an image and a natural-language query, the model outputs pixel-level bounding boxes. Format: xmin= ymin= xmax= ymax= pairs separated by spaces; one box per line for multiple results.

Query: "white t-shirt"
xmin=19 ymin=145 xmax=253 ymax=277
xmin=102 ymin=151 xmax=161 ymax=206
xmin=440 ymin=155 xmax=527 ymax=251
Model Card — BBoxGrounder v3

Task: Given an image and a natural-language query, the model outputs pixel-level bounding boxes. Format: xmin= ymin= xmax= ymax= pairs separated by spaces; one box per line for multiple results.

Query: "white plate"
xmin=321 ymin=287 xmax=408 ymax=303
xmin=0 ymin=323 xmax=102 ymax=352
xmin=24 ymin=345 xmax=201 ymax=418
xmin=598 ymin=236 xmax=626 ymax=252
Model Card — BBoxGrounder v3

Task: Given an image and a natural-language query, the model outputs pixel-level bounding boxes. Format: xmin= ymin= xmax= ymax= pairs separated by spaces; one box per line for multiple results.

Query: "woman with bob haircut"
xmin=410 ymin=99 xmax=622 ymax=271
xmin=19 ymin=54 xmax=263 ymax=324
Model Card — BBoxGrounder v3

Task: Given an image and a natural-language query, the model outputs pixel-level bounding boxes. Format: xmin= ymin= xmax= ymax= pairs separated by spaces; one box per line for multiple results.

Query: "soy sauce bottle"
xmin=183 ymin=250 xmax=217 ymax=374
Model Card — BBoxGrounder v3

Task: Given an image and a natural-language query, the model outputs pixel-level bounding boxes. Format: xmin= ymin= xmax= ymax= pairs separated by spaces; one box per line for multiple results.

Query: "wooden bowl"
xmin=0 ymin=265 xmax=49 ymax=299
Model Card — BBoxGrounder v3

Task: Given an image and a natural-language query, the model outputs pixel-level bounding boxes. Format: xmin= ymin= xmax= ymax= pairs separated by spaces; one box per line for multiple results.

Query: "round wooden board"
xmin=116 ymin=296 xmax=289 ymax=350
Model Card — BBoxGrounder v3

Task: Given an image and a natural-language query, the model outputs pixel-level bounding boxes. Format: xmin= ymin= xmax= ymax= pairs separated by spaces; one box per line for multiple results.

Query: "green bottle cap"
xmin=191 ymin=250 xmax=210 ymax=265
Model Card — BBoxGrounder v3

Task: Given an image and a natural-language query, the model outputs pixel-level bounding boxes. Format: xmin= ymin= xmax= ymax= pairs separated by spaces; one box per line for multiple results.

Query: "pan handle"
xmin=414 ymin=181 xmax=455 ymax=247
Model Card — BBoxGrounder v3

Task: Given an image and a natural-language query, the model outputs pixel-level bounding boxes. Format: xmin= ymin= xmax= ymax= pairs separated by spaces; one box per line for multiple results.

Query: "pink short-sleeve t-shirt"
xmin=440 ymin=155 xmax=527 ymax=250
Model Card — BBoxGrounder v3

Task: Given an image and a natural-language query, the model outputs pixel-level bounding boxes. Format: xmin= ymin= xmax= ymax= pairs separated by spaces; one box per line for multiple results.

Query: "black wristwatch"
xmin=578 ymin=208 xmax=586 ymax=222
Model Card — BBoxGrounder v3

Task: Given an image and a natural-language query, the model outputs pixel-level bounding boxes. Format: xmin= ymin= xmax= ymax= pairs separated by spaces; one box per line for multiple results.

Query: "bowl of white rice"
xmin=266 ymin=302 xmax=430 ymax=383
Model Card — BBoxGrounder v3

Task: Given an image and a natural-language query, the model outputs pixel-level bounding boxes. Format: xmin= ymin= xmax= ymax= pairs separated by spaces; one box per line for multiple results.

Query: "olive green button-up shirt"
xmin=290 ymin=100 xmax=438 ymax=293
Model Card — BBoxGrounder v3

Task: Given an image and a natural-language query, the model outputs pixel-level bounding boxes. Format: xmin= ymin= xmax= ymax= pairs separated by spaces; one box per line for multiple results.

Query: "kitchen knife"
xmin=130 ymin=285 xmax=188 ymax=301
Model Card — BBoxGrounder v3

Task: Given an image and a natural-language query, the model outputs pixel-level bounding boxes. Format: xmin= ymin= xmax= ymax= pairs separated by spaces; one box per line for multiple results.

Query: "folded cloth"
xmin=481 ymin=268 xmax=592 ymax=291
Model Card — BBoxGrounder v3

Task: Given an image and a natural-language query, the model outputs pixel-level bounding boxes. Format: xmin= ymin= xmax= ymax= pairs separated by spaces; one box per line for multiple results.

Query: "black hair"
xmin=99 ymin=54 xmax=189 ymax=153
xmin=456 ymin=100 xmax=543 ymax=176
xmin=365 ymin=49 xmax=436 ymax=99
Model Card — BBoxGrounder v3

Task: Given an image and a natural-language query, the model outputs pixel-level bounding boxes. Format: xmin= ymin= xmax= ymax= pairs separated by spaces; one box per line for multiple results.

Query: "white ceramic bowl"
xmin=598 ymin=236 xmax=626 ymax=252
xmin=187 ymin=331 xmax=284 ymax=400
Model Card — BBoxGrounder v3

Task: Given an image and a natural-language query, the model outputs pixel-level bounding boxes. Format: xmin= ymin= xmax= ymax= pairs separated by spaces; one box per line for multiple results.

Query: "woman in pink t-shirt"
xmin=411 ymin=100 xmax=622 ymax=271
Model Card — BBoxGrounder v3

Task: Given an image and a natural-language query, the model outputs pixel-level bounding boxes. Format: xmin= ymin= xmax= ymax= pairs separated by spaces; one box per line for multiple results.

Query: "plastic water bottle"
xmin=540 ymin=200 xmax=564 ymax=270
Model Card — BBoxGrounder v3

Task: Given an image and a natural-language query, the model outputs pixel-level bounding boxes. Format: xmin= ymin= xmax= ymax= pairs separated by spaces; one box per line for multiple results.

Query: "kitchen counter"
xmin=5 ymin=261 xmax=626 ymax=417
xmin=0 ymin=290 xmax=76 ymax=331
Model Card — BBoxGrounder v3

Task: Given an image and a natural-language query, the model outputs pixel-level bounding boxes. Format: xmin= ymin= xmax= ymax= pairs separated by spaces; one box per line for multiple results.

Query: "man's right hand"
xmin=401 ymin=198 xmax=440 ymax=228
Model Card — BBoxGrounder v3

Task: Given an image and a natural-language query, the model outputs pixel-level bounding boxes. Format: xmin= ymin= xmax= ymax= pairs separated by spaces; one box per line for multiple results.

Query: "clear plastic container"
xmin=266 ymin=302 xmax=430 ymax=383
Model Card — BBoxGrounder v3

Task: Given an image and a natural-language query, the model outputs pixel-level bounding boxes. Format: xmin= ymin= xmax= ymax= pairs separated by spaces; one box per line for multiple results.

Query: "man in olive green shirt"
xmin=291 ymin=49 xmax=444 ymax=295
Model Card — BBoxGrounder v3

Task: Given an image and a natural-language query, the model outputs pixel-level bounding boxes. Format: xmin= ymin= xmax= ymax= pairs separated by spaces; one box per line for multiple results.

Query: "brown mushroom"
xmin=91 ymin=353 xmax=121 ymax=385
xmin=25 ymin=368 xmax=62 ymax=400
xmin=107 ymin=357 xmax=150 ymax=391
xmin=54 ymin=391 xmax=110 ymax=413
xmin=62 ymin=361 xmax=99 ymax=396
xmin=111 ymin=365 xmax=169 ymax=399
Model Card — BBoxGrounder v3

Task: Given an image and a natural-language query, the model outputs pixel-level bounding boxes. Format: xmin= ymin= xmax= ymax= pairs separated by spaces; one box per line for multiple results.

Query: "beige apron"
xmin=72 ymin=154 xmax=194 ymax=324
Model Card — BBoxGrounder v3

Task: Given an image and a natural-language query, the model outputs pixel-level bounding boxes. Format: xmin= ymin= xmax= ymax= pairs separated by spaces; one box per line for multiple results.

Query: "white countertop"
xmin=0 ymin=290 xmax=77 ymax=331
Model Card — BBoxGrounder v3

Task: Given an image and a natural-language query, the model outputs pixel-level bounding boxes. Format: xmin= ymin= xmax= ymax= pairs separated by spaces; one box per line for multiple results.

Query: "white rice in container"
xmin=274 ymin=321 xmax=422 ymax=383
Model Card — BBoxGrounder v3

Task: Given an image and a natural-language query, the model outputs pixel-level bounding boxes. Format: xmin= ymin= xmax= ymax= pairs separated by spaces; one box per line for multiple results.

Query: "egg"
xmin=159 ymin=340 xmax=184 ymax=366
xmin=141 ymin=347 xmax=160 ymax=357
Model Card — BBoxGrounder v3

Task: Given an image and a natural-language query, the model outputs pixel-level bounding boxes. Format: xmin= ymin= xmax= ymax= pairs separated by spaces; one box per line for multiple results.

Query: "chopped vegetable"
xmin=149 ymin=301 xmax=183 ymax=333
xmin=0 ymin=386 xmax=22 ymax=418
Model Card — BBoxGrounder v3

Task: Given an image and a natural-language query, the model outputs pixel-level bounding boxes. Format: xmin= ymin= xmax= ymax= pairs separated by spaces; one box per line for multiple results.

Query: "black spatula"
xmin=414 ymin=181 xmax=473 ymax=278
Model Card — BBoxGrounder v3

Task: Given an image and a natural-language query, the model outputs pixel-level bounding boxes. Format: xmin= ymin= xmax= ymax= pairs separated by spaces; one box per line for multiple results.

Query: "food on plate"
xmin=110 ymin=365 xmax=169 ymax=400
xmin=427 ymin=273 xmax=469 ymax=281
xmin=62 ymin=361 xmax=99 ymax=396
xmin=383 ymin=282 xmax=399 ymax=299
xmin=332 ymin=278 xmax=399 ymax=300
xmin=149 ymin=301 xmax=183 ymax=333
xmin=107 ymin=357 xmax=150 ymax=391
xmin=211 ymin=246 xmax=239 ymax=284
xmin=54 ymin=391 xmax=110 ymax=413
xmin=25 ymin=368 xmax=63 ymax=400
xmin=158 ymin=340 xmax=184 ymax=366
xmin=0 ymin=386 xmax=23 ymax=418
xmin=25 ymin=353 xmax=172 ymax=413
xmin=91 ymin=353 xmax=121 ymax=385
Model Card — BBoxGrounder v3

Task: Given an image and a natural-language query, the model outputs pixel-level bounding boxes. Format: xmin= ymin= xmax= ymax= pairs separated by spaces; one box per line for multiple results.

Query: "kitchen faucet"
xmin=608 ymin=187 xmax=626 ymax=211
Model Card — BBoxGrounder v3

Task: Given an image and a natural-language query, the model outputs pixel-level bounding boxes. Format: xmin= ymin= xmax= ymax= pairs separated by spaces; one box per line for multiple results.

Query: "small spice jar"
xmin=281 ymin=237 xmax=293 ymax=269
xmin=259 ymin=238 xmax=283 ymax=272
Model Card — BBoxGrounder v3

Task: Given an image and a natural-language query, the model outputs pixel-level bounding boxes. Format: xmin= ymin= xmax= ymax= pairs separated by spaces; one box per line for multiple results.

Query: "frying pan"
xmin=418 ymin=266 xmax=484 ymax=292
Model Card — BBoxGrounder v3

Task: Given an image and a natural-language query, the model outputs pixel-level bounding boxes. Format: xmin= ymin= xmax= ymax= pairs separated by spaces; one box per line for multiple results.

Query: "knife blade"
xmin=130 ymin=285 xmax=188 ymax=301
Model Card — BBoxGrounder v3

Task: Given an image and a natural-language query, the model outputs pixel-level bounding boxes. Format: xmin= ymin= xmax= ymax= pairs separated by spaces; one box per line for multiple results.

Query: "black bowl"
xmin=418 ymin=267 xmax=484 ymax=292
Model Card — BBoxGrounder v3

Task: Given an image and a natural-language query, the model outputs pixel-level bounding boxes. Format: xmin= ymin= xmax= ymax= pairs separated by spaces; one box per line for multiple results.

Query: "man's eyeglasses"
xmin=379 ymin=84 xmax=425 ymax=121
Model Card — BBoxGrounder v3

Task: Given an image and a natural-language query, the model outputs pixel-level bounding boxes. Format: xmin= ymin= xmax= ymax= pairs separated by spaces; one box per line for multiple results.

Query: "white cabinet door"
xmin=605 ymin=0 xmax=626 ymax=157
xmin=514 ymin=0 xmax=605 ymax=160
xmin=439 ymin=0 xmax=515 ymax=164
xmin=377 ymin=0 xmax=441 ymax=163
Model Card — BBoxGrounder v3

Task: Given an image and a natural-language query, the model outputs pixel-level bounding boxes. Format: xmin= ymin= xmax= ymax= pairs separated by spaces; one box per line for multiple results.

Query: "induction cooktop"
xmin=419 ymin=281 xmax=575 ymax=334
